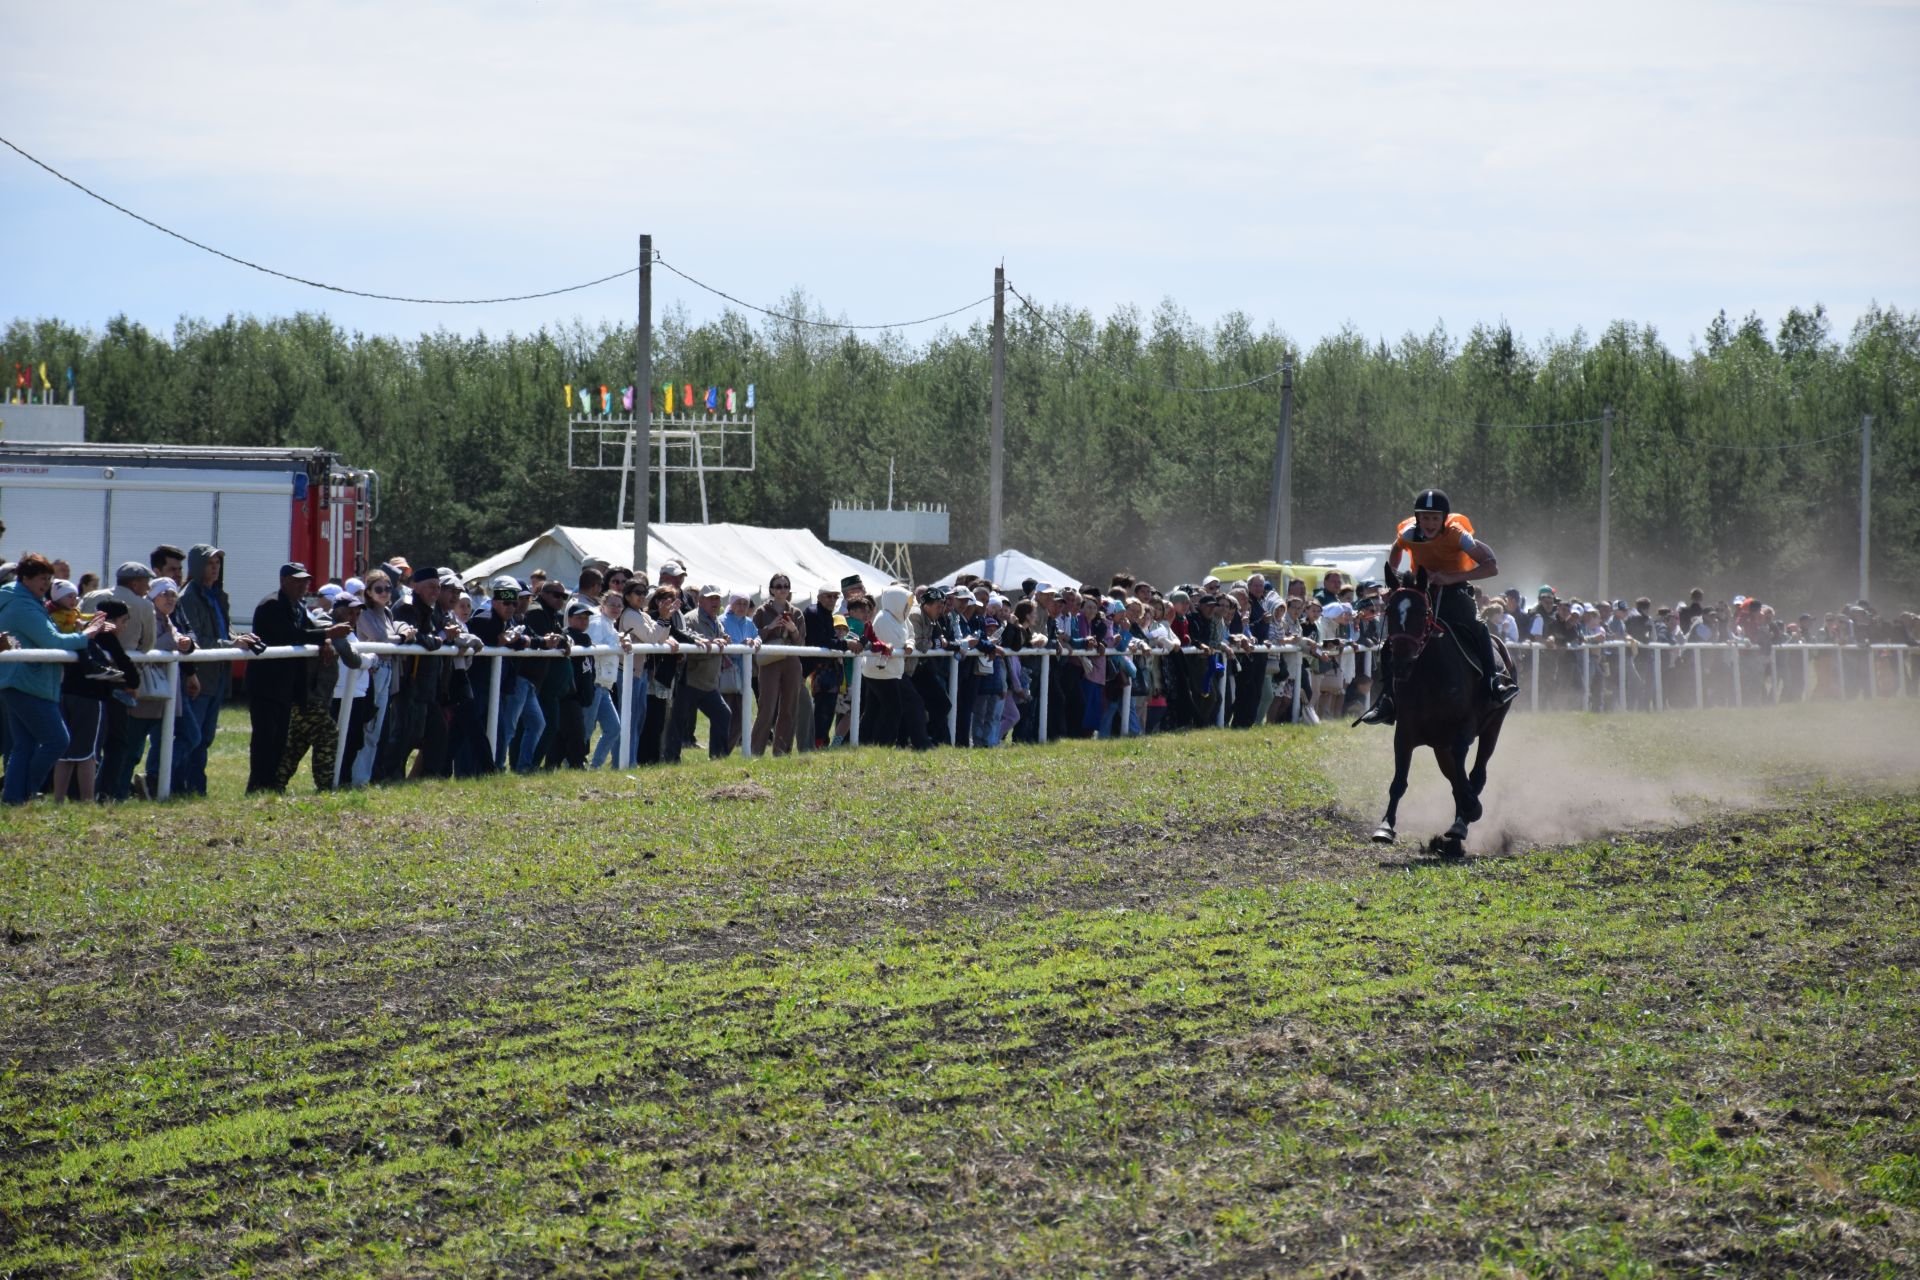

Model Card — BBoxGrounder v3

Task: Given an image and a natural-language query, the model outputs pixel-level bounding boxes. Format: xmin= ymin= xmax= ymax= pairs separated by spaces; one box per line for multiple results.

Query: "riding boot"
xmin=1475 ymin=629 xmax=1519 ymax=705
xmin=1357 ymin=687 xmax=1396 ymax=725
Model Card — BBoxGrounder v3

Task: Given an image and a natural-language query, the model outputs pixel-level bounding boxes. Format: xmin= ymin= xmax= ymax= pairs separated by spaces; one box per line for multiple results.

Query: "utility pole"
xmin=1598 ymin=406 xmax=1613 ymax=603
xmin=1263 ymin=355 xmax=1295 ymax=561
xmin=1860 ymin=413 xmax=1873 ymax=602
xmin=633 ymin=234 xmax=652 ymax=575
xmin=988 ymin=265 xmax=1005 ymax=560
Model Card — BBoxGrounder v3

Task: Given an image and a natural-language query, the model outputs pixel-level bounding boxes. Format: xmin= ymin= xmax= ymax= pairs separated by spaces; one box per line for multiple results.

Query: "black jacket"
xmin=249 ymin=592 xmax=335 ymax=706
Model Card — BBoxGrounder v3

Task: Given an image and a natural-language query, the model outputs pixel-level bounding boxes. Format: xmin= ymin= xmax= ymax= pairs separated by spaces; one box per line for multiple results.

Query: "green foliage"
xmin=4 ymin=301 xmax=1915 ymax=605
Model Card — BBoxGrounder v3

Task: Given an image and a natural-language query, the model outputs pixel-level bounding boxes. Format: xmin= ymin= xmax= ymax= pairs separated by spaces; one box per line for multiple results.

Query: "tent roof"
xmin=463 ymin=523 xmax=895 ymax=598
xmin=934 ymin=549 xmax=1079 ymax=589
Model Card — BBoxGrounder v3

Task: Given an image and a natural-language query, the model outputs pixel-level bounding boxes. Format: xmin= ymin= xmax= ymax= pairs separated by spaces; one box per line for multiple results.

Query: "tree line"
xmin=3 ymin=298 xmax=1916 ymax=611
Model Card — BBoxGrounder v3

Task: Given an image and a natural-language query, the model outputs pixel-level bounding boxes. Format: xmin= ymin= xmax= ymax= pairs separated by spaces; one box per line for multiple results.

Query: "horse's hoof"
xmin=1437 ymin=834 xmax=1466 ymax=861
xmin=1371 ymin=826 xmax=1395 ymax=844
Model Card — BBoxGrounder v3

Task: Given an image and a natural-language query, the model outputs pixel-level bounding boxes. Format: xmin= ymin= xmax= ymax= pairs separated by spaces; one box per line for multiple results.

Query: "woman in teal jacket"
xmin=0 ymin=553 xmax=112 ymax=804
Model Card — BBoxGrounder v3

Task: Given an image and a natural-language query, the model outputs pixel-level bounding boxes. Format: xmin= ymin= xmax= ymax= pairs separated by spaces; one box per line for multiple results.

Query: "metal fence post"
xmin=1616 ymin=642 xmax=1628 ymax=711
xmin=1730 ymin=645 xmax=1743 ymax=708
xmin=948 ymin=653 xmax=960 ymax=745
xmin=1038 ymin=653 xmax=1051 ymax=744
xmin=1216 ymin=656 xmax=1229 ymax=728
xmin=1289 ymin=650 xmax=1303 ymax=722
xmin=330 ymin=660 xmax=359 ymax=791
xmin=1652 ymin=644 xmax=1664 ymax=711
xmin=156 ymin=658 xmax=178 ymax=801
xmin=1835 ymin=643 xmax=1847 ymax=700
xmin=740 ymin=650 xmax=756 ymax=759
xmin=486 ymin=655 xmax=504 ymax=762
xmin=1867 ymin=647 xmax=1879 ymax=699
xmin=848 ymin=662 xmax=863 ymax=746
xmin=617 ymin=660 xmax=634 ymax=769
xmin=1119 ymin=653 xmax=1133 ymax=738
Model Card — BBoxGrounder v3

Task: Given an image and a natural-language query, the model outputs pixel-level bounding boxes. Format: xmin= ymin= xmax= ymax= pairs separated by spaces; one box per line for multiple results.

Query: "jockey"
xmin=1359 ymin=488 xmax=1520 ymax=726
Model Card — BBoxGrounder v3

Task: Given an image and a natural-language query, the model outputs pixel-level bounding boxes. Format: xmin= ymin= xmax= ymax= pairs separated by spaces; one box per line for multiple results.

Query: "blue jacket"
xmin=0 ymin=580 xmax=92 ymax=702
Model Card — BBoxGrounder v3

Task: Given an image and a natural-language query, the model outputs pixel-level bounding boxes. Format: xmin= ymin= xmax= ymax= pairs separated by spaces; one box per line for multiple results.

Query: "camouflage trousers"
xmin=275 ymin=702 xmax=339 ymax=792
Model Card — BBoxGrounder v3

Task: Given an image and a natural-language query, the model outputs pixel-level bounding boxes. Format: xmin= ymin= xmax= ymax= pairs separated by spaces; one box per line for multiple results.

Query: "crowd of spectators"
xmin=0 ymin=530 xmax=1915 ymax=805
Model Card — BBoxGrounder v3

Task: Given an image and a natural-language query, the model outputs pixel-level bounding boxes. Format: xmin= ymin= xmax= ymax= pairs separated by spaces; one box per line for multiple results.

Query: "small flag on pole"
xmin=705 ymin=386 xmax=717 ymax=411
xmin=622 ymin=385 xmax=633 ymax=411
xmin=579 ymin=388 xmax=591 ymax=415
xmin=600 ymin=385 xmax=610 ymax=415
xmin=682 ymin=383 xmax=693 ymax=407
xmin=565 ymin=383 xmax=574 ymax=412
xmin=745 ymin=383 xmax=755 ymax=410
xmin=725 ymin=387 xmax=736 ymax=413
xmin=662 ymin=382 xmax=674 ymax=416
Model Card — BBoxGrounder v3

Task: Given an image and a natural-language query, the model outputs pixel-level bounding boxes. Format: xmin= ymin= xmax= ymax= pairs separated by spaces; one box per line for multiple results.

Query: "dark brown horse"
xmin=1368 ymin=569 xmax=1514 ymax=857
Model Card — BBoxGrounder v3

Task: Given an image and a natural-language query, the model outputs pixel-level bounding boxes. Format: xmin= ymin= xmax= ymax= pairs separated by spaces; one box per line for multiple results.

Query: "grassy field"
xmin=2 ymin=704 xmax=1918 ymax=1278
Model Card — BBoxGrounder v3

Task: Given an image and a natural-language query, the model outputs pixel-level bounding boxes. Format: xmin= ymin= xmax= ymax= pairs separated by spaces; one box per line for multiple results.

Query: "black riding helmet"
xmin=1413 ymin=488 xmax=1450 ymax=516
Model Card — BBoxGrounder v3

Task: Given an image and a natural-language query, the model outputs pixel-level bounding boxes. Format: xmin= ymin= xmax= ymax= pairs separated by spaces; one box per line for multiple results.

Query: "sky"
xmin=3 ymin=0 xmax=1917 ymax=353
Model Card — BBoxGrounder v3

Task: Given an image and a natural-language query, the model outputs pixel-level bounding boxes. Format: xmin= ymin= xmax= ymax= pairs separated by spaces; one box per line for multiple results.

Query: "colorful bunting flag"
xmin=600 ymin=384 xmax=610 ymax=415
xmin=682 ymin=383 xmax=693 ymax=407
xmin=38 ymin=362 xmax=50 ymax=393
xmin=704 ymin=386 xmax=717 ymax=411
xmin=578 ymin=388 xmax=591 ymax=415
xmin=725 ymin=387 xmax=736 ymax=413
xmin=565 ymin=383 xmax=574 ymax=412
xmin=622 ymin=385 xmax=634 ymax=411
xmin=662 ymin=382 xmax=674 ymax=416
xmin=745 ymin=383 xmax=755 ymax=410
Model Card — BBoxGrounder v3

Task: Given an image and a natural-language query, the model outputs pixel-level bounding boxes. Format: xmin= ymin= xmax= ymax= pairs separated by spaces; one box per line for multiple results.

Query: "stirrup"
xmin=1490 ymin=677 xmax=1519 ymax=706
xmin=1357 ymin=699 xmax=1395 ymax=726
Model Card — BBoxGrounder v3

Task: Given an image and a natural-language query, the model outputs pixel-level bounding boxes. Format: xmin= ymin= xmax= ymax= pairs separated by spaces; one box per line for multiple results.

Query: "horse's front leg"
xmin=1431 ymin=730 xmax=1477 ymax=858
xmin=1373 ymin=723 xmax=1413 ymax=843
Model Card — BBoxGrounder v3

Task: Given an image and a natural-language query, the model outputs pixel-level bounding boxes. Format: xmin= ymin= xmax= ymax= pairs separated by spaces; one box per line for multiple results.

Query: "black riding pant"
xmin=1437 ymin=585 xmax=1498 ymax=682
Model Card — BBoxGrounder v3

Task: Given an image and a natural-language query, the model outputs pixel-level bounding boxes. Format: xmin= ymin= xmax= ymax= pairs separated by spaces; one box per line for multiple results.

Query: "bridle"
xmin=1383 ymin=584 xmax=1444 ymax=672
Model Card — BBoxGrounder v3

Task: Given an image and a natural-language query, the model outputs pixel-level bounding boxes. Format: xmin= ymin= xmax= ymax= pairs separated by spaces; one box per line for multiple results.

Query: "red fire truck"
xmin=0 ymin=439 xmax=376 ymax=628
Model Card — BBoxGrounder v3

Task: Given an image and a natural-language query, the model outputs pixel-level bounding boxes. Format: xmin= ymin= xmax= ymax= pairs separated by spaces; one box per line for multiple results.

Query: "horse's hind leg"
xmin=1373 ymin=725 xmax=1413 ymax=843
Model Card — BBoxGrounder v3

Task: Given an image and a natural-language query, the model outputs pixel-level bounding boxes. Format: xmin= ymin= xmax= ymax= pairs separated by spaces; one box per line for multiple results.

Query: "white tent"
xmin=934 ymin=549 xmax=1080 ymax=590
xmin=464 ymin=524 xmax=896 ymax=598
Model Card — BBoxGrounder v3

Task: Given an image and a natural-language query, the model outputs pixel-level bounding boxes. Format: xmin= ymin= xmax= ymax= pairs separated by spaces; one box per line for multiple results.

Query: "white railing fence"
xmin=1 ymin=637 xmax=1912 ymax=800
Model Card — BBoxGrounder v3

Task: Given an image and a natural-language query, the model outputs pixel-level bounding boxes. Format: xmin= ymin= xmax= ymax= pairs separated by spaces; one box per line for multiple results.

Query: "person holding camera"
xmin=0 ymin=555 xmax=118 ymax=805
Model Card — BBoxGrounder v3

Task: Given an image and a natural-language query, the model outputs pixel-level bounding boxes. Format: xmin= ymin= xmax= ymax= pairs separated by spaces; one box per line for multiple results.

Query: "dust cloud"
xmin=1330 ymin=701 xmax=1920 ymax=855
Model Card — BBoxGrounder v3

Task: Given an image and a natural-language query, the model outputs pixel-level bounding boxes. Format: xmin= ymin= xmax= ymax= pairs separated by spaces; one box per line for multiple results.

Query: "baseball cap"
xmin=1033 ymin=581 xmax=1055 ymax=593
xmin=698 ymin=583 xmax=722 ymax=598
xmin=659 ymin=560 xmax=687 ymax=577
xmin=1103 ymin=599 xmax=1126 ymax=615
xmin=1537 ymin=585 xmax=1554 ymax=597
xmin=116 ymin=560 xmax=153 ymax=582
xmin=832 ymin=613 xmax=848 ymax=628
xmin=334 ymin=593 xmax=363 ymax=609
xmin=343 ymin=576 xmax=367 ymax=596
xmin=840 ymin=574 xmax=865 ymax=591
xmin=280 ymin=562 xmax=312 ymax=579
xmin=565 ymin=601 xmax=592 ymax=617
xmin=816 ymin=582 xmax=839 ymax=596
xmin=147 ymin=577 xmax=180 ymax=598
xmin=318 ymin=583 xmax=343 ymax=602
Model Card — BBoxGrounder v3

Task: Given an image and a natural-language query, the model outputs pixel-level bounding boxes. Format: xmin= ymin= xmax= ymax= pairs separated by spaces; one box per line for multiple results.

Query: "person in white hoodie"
xmin=860 ymin=584 xmax=931 ymax=749
xmin=586 ymin=590 xmax=630 ymax=767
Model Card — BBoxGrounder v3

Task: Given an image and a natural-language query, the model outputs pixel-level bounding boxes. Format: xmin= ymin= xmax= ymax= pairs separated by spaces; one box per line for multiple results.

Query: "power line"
xmin=2 ymin=132 xmax=639 ymax=304
xmin=652 ymin=256 xmax=994 ymax=330
xmin=1423 ymin=413 xmax=1609 ymax=430
xmin=1004 ymin=281 xmax=1289 ymax=393
xmin=1656 ymin=424 xmax=1864 ymax=451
